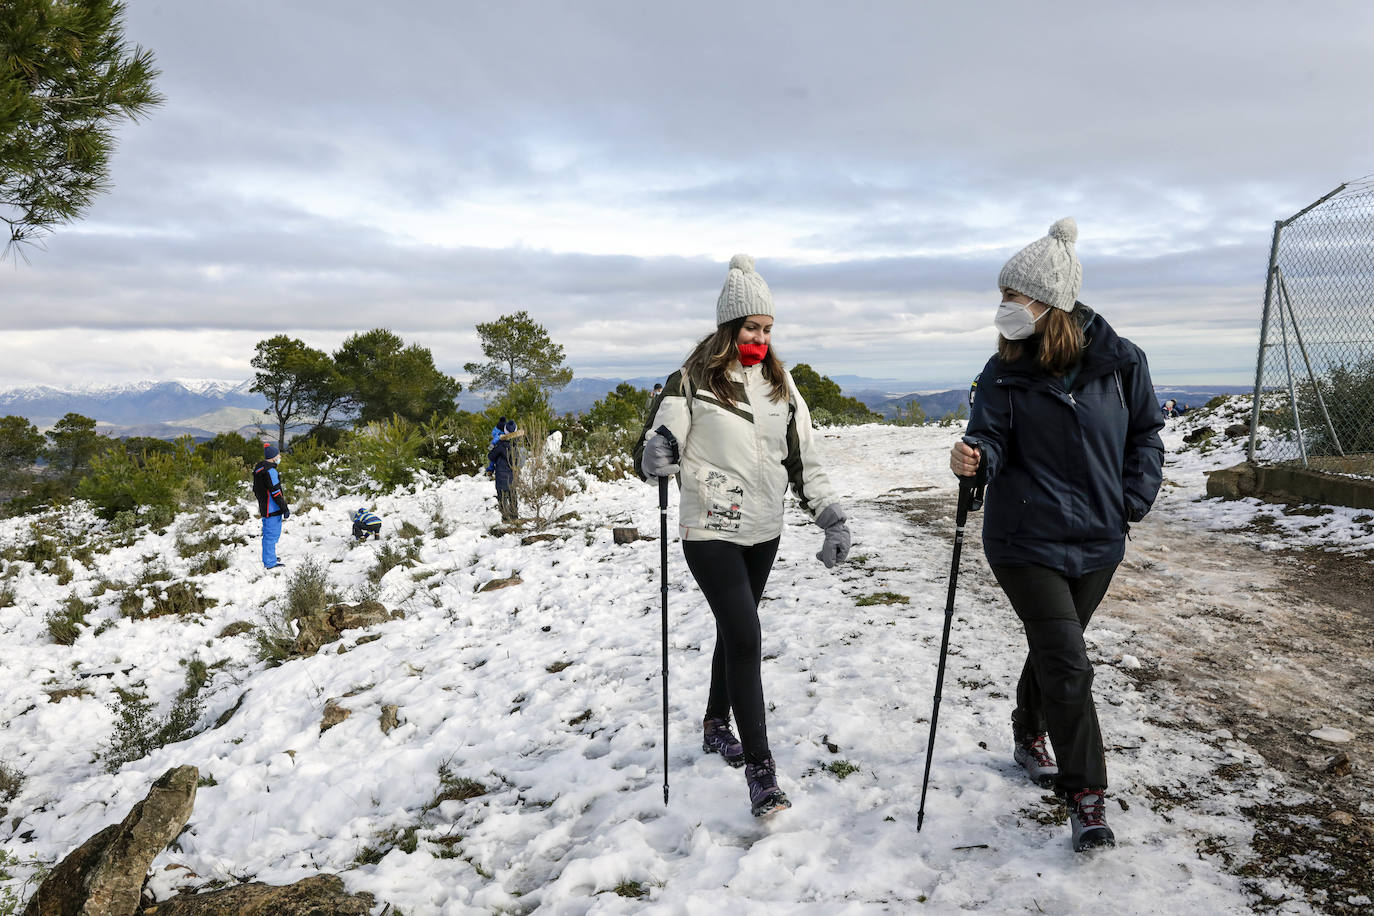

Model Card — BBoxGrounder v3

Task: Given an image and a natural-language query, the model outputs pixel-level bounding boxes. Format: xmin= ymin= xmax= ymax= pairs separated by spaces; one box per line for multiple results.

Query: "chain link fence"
xmin=1248 ymin=178 xmax=1374 ymax=479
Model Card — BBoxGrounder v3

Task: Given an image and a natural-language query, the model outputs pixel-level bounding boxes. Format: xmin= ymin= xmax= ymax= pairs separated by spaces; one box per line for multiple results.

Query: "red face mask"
xmin=737 ymin=343 xmax=768 ymax=366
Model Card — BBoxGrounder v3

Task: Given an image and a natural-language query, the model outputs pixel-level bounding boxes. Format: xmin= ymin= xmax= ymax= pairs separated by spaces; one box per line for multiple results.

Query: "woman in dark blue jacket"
xmin=951 ymin=218 xmax=1164 ymax=852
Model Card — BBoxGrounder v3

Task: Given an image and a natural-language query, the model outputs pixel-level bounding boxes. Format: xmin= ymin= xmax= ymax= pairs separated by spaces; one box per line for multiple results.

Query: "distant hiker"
xmin=652 ymin=382 xmax=663 ymax=396
xmin=1162 ymin=398 xmax=1177 ymax=418
xmin=351 ymin=507 xmax=382 ymax=541
xmin=638 ymin=254 xmax=850 ymax=818
xmin=950 ymin=218 xmax=1164 ymax=852
xmin=484 ymin=416 xmax=508 ymax=478
xmin=488 ymin=419 xmax=522 ymax=521
xmin=252 ymin=443 xmax=290 ymax=569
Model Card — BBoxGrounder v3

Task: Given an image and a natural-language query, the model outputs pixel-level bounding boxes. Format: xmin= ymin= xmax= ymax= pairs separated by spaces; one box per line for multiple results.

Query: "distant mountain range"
xmin=0 ymin=377 xmax=1257 ymax=439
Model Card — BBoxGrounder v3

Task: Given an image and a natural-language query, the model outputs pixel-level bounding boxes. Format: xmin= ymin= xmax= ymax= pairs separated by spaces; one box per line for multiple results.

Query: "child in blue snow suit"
xmin=351 ymin=508 xmax=382 ymax=540
xmin=483 ymin=416 xmax=508 ymax=477
xmin=252 ymin=443 xmax=290 ymax=568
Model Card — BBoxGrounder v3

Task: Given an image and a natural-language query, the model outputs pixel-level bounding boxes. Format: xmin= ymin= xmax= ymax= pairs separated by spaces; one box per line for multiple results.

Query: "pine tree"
xmin=249 ymin=336 xmax=336 ymax=448
xmin=465 ymin=311 xmax=573 ymax=395
xmin=45 ymin=412 xmax=103 ymax=474
xmin=1 ymin=0 xmax=163 ymax=251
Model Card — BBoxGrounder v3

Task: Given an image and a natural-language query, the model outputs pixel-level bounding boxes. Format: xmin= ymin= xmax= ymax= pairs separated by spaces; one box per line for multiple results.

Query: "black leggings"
xmin=991 ymin=563 xmax=1117 ymax=793
xmin=682 ymin=536 xmax=780 ymax=765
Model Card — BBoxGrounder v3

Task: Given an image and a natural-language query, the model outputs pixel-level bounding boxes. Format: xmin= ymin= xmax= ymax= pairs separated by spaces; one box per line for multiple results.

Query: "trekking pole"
xmin=659 ymin=474 xmax=671 ymax=806
xmin=917 ymin=451 xmax=985 ymax=832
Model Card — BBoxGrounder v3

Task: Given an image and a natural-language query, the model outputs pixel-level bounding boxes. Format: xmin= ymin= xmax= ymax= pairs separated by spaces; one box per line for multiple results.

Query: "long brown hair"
xmin=683 ymin=317 xmax=789 ymax=405
xmin=997 ymin=306 xmax=1085 ymax=376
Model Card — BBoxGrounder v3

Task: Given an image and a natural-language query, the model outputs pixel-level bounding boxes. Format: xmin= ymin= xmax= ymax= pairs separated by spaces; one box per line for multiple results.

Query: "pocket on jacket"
xmin=698 ymin=466 xmax=744 ymax=534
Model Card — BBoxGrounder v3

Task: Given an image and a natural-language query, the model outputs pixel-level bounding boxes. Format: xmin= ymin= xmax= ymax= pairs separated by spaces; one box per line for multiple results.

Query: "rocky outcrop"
xmin=142 ymin=874 xmax=374 ymax=915
xmin=292 ymin=601 xmax=397 ymax=656
xmin=23 ymin=765 xmax=198 ymax=916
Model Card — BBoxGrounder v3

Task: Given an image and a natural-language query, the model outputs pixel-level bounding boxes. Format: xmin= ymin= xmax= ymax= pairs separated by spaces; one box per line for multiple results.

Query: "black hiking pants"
xmin=991 ymin=562 xmax=1117 ymax=794
xmin=682 ymin=536 xmax=780 ymax=765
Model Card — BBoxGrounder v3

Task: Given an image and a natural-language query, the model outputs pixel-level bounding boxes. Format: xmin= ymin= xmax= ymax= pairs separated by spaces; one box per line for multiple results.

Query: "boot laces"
xmin=1027 ymin=734 xmax=1055 ymax=768
xmin=1072 ymin=789 xmax=1107 ymax=826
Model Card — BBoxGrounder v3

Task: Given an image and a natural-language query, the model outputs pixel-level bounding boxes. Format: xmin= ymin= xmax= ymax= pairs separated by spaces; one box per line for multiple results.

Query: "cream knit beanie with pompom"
xmin=715 ymin=254 xmax=775 ymax=325
xmin=997 ymin=218 xmax=1083 ymax=312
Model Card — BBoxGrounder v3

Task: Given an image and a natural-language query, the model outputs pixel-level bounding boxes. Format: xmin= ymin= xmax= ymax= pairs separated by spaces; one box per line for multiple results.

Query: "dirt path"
xmin=1112 ymin=509 xmax=1374 ymax=912
xmin=896 ymin=491 xmax=1374 ymax=913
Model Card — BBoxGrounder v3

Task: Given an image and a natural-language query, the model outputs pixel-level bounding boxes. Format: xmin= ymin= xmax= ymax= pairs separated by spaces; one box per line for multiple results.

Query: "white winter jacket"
xmin=646 ymin=362 xmax=839 ymax=544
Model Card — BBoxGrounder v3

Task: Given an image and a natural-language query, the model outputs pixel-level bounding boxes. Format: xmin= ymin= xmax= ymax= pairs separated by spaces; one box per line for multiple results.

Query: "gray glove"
xmin=640 ymin=431 xmax=680 ymax=477
xmin=815 ymin=504 xmax=850 ymax=568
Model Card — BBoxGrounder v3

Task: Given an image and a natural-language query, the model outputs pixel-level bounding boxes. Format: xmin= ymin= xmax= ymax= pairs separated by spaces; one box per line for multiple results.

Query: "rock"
xmin=291 ymin=602 xmax=394 ymax=656
xmin=552 ymin=511 xmax=581 ymax=524
xmin=142 ymin=874 xmax=374 ymax=915
xmin=327 ymin=601 xmax=390 ymax=632
xmin=1224 ymin=422 xmax=1251 ymax=438
xmin=1206 ymin=462 xmax=1258 ymax=500
xmin=379 ymin=705 xmax=400 ymax=735
xmin=24 ymin=765 xmax=198 ymax=916
xmin=214 ymin=621 xmax=254 ymax=639
xmin=521 ymin=533 xmax=559 ymax=545
xmin=1328 ymin=810 xmax=1356 ymax=826
xmin=479 ymin=575 xmax=523 ymax=592
xmin=1325 ymin=752 xmax=1353 ymax=776
xmin=320 ymin=701 xmax=351 ymax=734
xmin=612 ymin=527 xmax=640 ymax=544
xmin=1183 ymin=426 xmax=1215 ymax=444
xmin=1309 ymin=726 xmax=1355 ymax=744
xmin=212 ymin=693 xmax=246 ymax=730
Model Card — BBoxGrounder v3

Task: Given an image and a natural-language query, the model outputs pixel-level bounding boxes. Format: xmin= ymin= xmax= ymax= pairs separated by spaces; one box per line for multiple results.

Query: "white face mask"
xmin=994 ymin=299 xmax=1047 ymax=340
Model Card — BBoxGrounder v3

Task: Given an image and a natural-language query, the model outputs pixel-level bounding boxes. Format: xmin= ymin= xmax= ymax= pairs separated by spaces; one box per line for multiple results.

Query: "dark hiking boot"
xmin=1067 ymin=789 xmax=1115 ymax=852
xmin=702 ymin=717 xmax=745 ymax=767
xmin=1013 ymin=733 xmax=1059 ymax=789
xmin=745 ymin=758 xmax=791 ymax=817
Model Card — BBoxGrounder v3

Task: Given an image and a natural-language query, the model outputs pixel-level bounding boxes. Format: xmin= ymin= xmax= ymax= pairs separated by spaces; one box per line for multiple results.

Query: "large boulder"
xmin=292 ymin=601 xmax=394 ymax=656
xmin=1205 ymin=462 xmax=1257 ymax=500
xmin=23 ymin=765 xmax=198 ymax=916
xmin=143 ymin=874 xmax=374 ymax=915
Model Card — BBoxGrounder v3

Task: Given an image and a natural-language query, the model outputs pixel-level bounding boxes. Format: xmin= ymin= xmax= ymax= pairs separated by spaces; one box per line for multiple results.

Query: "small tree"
xmin=890 ymin=399 xmax=927 ymax=427
xmin=465 ymin=310 xmax=573 ymax=395
xmin=46 ymin=412 xmax=103 ymax=474
xmin=0 ymin=415 xmax=46 ymax=471
xmin=1 ymin=0 xmax=163 ymax=251
xmin=250 ymin=335 xmax=337 ymax=448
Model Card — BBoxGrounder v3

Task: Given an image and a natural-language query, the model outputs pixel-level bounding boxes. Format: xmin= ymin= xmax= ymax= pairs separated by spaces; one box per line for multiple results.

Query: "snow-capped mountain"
xmin=0 ymin=380 xmax=261 ymax=429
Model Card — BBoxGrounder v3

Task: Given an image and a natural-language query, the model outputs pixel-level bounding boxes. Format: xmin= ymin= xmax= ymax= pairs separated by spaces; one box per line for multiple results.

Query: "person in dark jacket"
xmin=950 ymin=218 xmax=1164 ymax=852
xmin=252 ymin=443 xmax=290 ymax=569
xmin=488 ymin=420 xmax=522 ymax=521
xmin=351 ymin=507 xmax=382 ymax=540
xmin=483 ymin=416 xmax=507 ymax=477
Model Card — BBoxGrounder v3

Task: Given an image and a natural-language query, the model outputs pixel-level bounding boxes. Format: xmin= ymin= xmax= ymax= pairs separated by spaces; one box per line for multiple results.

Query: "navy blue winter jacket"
xmin=966 ymin=307 xmax=1165 ymax=576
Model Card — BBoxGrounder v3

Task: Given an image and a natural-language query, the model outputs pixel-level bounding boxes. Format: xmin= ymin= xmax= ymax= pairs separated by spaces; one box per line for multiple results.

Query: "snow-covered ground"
xmin=0 ymin=417 xmax=1367 ymax=914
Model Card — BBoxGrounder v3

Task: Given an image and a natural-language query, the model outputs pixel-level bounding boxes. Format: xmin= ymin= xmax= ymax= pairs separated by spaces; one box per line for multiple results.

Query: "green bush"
xmin=101 ymin=669 xmax=207 ymax=773
xmin=1297 ymin=355 xmax=1374 ymax=456
xmin=46 ymin=594 xmax=88 ymax=645
xmin=77 ymin=442 xmax=246 ymax=522
xmin=339 ymin=416 xmax=441 ymax=493
xmin=284 ymin=557 xmax=334 ymax=623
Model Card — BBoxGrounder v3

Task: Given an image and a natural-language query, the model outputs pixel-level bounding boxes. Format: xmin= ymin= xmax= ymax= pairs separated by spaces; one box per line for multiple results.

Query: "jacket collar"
xmin=995 ymin=304 xmax=1135 ymax=383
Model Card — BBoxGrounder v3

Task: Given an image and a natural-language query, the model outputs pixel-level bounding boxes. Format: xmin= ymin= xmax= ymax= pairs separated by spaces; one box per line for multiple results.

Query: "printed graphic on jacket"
xmin=701 ymin=468 xmax=744 ymax=533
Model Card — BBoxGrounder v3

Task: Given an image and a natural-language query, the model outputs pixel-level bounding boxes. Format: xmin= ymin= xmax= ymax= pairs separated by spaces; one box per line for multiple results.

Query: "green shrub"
xmin=190 ymin=551 xmax=230 ymax=576
xmin=512 ymin=418 xmax=576 ymax=529
xmin=46 ymin=594 xmax=88 ymax=645
xmin=1297 ymin=355 xmax=1374 ymax=456
xmin=368 ymin=542 xmax=419 ymax=583
xmin=101 ymin=664 xmax=208 ymax=773
xmin=284 ymin=557 xmax=334 ymax=623
xmin=0 ymin=583 xmax=14 ymax=609
xmin=0 ymin=760 xmax=22 ymax=804
xmin=397 ymin=520 xmax=423 ymax=540
xmin=340 ymin=416 xmax=440 ymax=494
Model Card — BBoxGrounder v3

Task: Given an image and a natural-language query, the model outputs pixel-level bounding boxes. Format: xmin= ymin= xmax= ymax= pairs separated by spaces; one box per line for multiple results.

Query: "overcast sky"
xmin=6 ymin=0 xmax=1374 ymax=391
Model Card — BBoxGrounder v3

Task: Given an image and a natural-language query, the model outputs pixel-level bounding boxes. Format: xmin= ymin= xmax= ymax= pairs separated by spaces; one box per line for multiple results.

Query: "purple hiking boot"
xmin=703 ymin=716 xmax=745 ymax=767
xmin=745 ymin=757 xmax=791 ymax=817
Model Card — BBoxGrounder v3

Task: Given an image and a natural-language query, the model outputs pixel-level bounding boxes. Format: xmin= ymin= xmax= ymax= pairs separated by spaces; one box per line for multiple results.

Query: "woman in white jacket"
xmin=639 ymin=254 xmax=851 ymax=817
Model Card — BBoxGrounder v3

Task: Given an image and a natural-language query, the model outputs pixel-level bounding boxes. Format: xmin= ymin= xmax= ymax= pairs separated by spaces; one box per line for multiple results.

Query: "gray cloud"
xmin=7 ymin=0 xmax=1373 ymax=392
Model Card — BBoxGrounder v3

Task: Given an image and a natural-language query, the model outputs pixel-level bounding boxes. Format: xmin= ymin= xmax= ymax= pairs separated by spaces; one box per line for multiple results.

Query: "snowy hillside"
xmin=1 ymin=417 xmax=1369 ymax=914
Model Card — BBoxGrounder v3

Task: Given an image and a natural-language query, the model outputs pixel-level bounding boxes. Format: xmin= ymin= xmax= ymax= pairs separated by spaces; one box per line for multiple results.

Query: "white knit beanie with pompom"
xmin=715 ymin=254 xmax=775 ymax=325
xmin=997 ymin=217 xmax=1083 ymax=312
